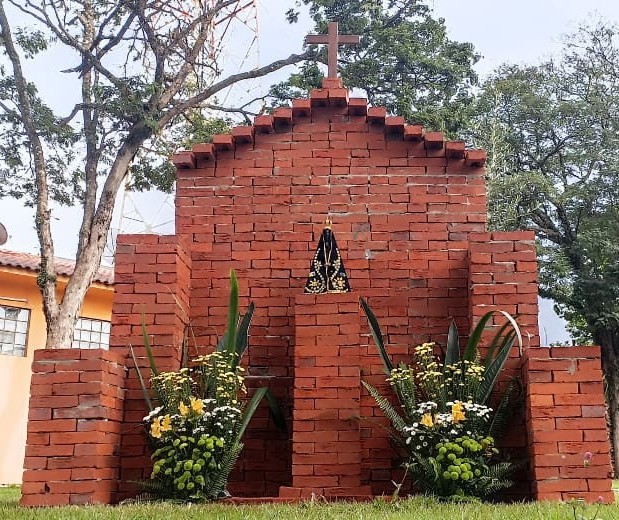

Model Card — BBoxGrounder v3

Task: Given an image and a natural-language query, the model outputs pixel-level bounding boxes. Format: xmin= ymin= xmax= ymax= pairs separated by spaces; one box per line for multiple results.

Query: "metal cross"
xmin=305 ymin=21 xmax=361 ymax=79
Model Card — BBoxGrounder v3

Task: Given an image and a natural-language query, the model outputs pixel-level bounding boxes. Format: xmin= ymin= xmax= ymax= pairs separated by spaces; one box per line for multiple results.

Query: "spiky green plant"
xmin=130 ymin=270 xmax=284 ymax=501
xmin=360 ymin=300 xmax=522 ymax=499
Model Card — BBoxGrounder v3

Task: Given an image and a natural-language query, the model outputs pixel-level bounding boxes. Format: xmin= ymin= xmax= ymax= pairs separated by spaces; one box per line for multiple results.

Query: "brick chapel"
xmin=19 ymin=23 xmax=613 ymax=506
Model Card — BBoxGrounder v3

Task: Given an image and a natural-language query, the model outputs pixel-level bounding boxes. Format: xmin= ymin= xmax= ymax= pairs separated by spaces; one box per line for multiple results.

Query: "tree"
xmin=270 ymin=0 xmax=479 ymax=135
xmin=468 ymin=21 xmax=619 ymax=472
xmin=0 ymin=0 xmax=311 ymax=349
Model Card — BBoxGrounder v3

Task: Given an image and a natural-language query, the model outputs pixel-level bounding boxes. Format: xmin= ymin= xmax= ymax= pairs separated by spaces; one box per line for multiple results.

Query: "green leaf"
xmin=487 ymin=378 xmax=521 ymax=440
xmin=463 ymin=312 xmax=496 ymax=362
xmin=464 ymin=310 xmax=522 ymax=364
xmin=141 ymin=314 xmax=159 ymax=377
xmin=205 ymin=441 xmax=243 ymax=499
xmin=129 ymin=343 xmax=152 ymax=412
xmin=231 ymin=301 xmax=255 ymax=370
xmin=224 ymin=269 xmax=239 ymax=358
xmin=445 ymin=320 xmax=460 ymax=366
xmin=360 ymin=297 xmax=393 ymax=374
xmin=264 ymin=388 xmax=287 ymax=433
xmin=476 ymin=335 xmax=516 ymax=405
xmin=362 ymin=380 xmax=406 ymax=433
xmin=484 ymin=311 xmax=523 ymax=364
xmin=235 ymin=387 xmax=268 ymax=445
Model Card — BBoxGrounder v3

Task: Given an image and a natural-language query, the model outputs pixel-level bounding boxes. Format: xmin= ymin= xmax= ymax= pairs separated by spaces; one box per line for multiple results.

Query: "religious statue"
xmin=304 ymin=219 xmax=351 ymax=294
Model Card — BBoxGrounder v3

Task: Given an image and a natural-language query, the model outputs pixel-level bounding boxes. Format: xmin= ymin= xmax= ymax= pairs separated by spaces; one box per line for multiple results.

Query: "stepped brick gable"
xmin=20 ymin=78 xmax=613 ymax=505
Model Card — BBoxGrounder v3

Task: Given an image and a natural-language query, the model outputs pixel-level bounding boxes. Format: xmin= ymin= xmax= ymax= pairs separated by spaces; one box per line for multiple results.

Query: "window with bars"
xmin=71 ymin=317 xmax=111 ymax=350
xmin=0 ymin=305 xmax=30 ymax=357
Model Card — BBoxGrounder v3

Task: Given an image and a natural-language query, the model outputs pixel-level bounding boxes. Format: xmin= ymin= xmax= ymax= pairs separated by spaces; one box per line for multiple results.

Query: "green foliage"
xmin=360 ymin=297 xmax=393 ymax=373
xmin=468 ymin=21 xmax=619 ymax=348
xmin=128 ymin=114 xmax=231 ymax=193
xmin=361 ymin=302 xmax=521 ymax=498
xmin=0 ymin=75 xmax=78 ymax=204
xmin=272 ymin=0 xmax=479 ymax=135
xmin=13 ymin=28 xmax=49 ymax=59
xmin=362 ymin=380 xmax=407 ymax=435
xmin=133 ymin=270 xmax=283 ymax=501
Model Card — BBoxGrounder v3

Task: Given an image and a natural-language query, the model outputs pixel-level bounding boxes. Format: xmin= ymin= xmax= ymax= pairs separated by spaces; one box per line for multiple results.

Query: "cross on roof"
xmin=305 ymin=21 xmax=361 ymax=79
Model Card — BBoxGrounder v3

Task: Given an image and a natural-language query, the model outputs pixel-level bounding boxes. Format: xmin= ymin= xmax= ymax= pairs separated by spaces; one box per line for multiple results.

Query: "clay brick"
xmin=367 ymin=106 xmax=386 ymax=124
xmin=528 ymin=382 xmax=579 ymax=395
xmin=555 ymin=418 xmax=607 ymax=430
xmin=554 ymin=393 xmax=605 ymax=406
xmin=534 ymin=430 xmax=583 ymax=443
xmin=28 ymin=419 xmax=77 ymax=432
xmin=348 ymin=98 xmax=367 ymax=116
xmin=465 ymin=149 xmax=487 ymax=167
xmin=584 ymin=430 xmax=610 ymax=442
xmin=292 ymin=98 xmax=311 ymax=117
xmin=171 ymin=150 xmax=195 ymax=169
xmin=20 ymin=494 xmax=71 ymax=507
xmin=582 ymin=405 xmax=606 ymax=418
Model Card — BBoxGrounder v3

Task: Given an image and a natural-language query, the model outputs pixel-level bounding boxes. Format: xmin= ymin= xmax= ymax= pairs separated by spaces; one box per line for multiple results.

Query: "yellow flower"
xmin=452 ymin=402 xmax=466 ymax=424
xmin=150 ymin=418 xmax=162 ymax=439
xmin=420 ymin=413 xmax=434 ymax=428
xmin=190 ymin=396 xmax=204 ymax=414
xmin=179 ymin=401 xmax=189 ymax=416
xmin=160 ymin=415 xmax=172 ymax=432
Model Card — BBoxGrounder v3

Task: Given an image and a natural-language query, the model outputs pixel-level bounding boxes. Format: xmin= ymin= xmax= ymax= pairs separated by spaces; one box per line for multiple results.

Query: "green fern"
xmin=362 ymin=381 xmax=407 ymax=433
xmin=475 ymin=462 xmax=514 ymax=496
xmin=205 ymin=441 xmax=244 ymax=499
xmin=136 ymin=476 xmax=174 ymax=500
xmin=487 ymin=379 xmax=521 ymax=440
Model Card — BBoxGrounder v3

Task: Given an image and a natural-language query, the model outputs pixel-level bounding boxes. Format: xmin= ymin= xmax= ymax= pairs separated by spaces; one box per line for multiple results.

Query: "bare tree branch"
xmin=160 ymin=50 xmax=313 ymax=128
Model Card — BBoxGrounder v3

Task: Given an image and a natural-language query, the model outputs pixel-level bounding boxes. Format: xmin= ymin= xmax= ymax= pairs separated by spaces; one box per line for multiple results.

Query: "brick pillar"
xmin=279 ymin=293 xmax=372 ymax=498
xmin=469 ymin=231 xmax=540 ymax=348
xmin=20 ymin=349 xmax=126 ymax=506
xmin=110 ymin=234 xmax=191 ymax=499
xmin=525 ymin=346 xmax=614 ymax=503
xmin=468 ymin=231 xmax=540 ymax=500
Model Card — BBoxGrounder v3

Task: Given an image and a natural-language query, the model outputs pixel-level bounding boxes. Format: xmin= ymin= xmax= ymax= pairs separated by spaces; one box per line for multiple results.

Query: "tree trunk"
xmin=42 ymin=128 xmax=151 ymax=349
xmin=45 ymin=310 xmax=80 ymax=350
xmin=598 ymin=330 xmax=619 ymax=476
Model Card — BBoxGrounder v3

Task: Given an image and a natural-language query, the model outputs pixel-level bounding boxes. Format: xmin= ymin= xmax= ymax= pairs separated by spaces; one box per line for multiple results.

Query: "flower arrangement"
xmin=132 ymin=270 xmax=283 ymax=501
xmin=361 ymin=300 xmax=522 ymax=499
xmin=143 ymin=351 xmax=247 ymax=500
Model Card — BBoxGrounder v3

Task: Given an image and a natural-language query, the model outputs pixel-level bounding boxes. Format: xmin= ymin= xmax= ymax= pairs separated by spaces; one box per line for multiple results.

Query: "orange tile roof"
xmin=0 ymin=249 xmax=114 ymax=285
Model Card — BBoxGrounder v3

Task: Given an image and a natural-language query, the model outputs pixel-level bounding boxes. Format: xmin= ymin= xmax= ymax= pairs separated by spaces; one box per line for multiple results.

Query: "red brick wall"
xmin=109 ymin=235 xmax=190 ymax=499
xmin=171 ymin=85 xmax=494 ymax=495
xmin=279 ymin=292 xmax=371 ymax=498
xmin=20 ymin=349 xmax=125 ymax=506
xmin=20 ymin=80 xmax=613 ymax=504
xmin=525 ymin=346 xmax=614 ymax=503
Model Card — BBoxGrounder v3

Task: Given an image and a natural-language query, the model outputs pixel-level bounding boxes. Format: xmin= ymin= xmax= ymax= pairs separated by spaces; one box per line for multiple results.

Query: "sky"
xmin=2 ymin=0 xmax=619 ymax=342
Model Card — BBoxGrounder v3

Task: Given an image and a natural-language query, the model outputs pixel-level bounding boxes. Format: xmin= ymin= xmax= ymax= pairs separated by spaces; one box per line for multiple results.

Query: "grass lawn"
xmin=2 ymin=486 xmax=619 ymax=520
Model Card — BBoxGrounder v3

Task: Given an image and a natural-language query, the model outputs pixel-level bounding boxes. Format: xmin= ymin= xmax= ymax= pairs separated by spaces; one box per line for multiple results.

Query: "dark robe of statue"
xmin=304 ymin=224 xmax=351 ymax=294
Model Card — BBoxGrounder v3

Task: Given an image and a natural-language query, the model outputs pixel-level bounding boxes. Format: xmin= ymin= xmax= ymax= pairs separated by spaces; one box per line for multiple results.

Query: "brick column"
xmin=468 ymin=231 xmax=540 ymax=500
xmin=20 ymin=349 xmax=126 ymax=506
xmin=525 ymin=346 xmax=614 ymax=503
xmin=110 ymin=234 xmax=191 ymax=499
xmin=469 ymin=231 xmax=539 ymax=349
xmin=279 ymin=293 xmax=372 ymax=498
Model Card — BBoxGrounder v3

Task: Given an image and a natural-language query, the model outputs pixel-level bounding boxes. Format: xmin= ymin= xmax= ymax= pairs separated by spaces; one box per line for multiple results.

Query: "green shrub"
xmin=361 ymin=299 xmax=521 ymax=499
xmin=133 ymin=270 xmax=282 ymax=501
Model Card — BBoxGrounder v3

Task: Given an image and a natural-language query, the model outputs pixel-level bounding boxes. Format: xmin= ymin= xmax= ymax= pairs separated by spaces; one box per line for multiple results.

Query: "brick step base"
xmin=279 ymin=485 xmax=373 ymax=499
xmin=225 ymin=495 xmax=376 ymax=505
